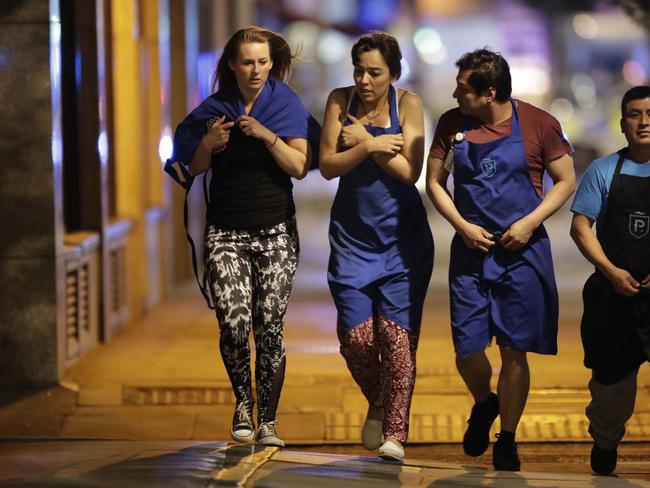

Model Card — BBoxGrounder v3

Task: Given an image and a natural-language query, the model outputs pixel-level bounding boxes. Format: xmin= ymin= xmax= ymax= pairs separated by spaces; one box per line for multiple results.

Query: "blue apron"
xmin=449 ymin=100 xmax=558 ymax=357
xmin=328 ymin=86 xmax=434 ymax=333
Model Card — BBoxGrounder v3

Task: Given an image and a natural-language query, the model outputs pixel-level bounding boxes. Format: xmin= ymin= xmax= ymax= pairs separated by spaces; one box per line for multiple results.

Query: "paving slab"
xmin=34 ymin=209 xmax=647 ymax=445
xmin=0 ymin=440 xmax=648 ymax=487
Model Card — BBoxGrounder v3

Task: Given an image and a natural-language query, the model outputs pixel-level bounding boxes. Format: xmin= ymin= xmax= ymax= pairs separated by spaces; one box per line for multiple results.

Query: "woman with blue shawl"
xmin=320 ymin=32 xmax=434 ymax=462
xmin=165 ymin=27 xmax=319 ymax=447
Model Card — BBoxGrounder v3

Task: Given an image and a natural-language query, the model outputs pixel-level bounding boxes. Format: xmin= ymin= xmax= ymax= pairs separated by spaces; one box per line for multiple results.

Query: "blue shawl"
xmin=164 ymin=78 xmax=320 ymax=308
xmin=165 ymin=77 xmax=320 ymax=190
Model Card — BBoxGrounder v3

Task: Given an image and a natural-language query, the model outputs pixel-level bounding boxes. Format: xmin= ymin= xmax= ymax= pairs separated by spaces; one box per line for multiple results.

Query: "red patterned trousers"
xmin=338 ymin=313 xmax=418 ymax=443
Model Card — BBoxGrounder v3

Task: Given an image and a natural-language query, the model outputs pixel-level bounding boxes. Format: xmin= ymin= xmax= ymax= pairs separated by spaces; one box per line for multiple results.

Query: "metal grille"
xmin=123 ymin=386 xmax=237 ymax=406
xmin=104 ymin=232 xmax=131 ymax=338
xmin=65 ymin=267 xmax=79 ymax=360
xmin=78 ymin=263 xmax=89 ymax=332
xmin=108 ymin=247 xmax=124 ymax=314
xmin=65 ymin=262 xmax=90 ymax=360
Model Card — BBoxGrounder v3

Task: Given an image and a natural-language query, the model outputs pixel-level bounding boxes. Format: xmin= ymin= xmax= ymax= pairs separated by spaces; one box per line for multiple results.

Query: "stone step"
xmin=60 ymin=389 xmax=650 ymax=443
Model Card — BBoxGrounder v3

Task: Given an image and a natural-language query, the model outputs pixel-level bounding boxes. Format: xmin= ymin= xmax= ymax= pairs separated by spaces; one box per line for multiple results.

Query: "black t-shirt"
xmin=206 ymin=126 xmax=295 ymax=229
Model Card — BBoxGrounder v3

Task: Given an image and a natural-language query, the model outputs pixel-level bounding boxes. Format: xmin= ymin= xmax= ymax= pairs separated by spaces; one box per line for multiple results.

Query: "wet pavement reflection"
xmin=1 ymin=440 xmax=648 ymax=487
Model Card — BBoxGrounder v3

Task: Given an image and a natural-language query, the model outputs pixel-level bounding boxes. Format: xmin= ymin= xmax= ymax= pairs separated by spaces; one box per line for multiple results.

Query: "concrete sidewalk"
xmin=1 ymin=207 xmax=649 ymax=485
xmin=0 ymin=264 xmax=650 ymax=443
xmin=5 ymin=276 xmax=650 ymax=443
xmin=1 ymin=282 xmax=648 ymax=445
xmin=1 ymin=440 xmax=649 ymax=487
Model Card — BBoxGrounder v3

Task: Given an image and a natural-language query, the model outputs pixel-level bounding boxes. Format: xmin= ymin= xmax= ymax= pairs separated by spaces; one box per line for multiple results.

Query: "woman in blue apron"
xmin=426 ymin=48 xmax=575 ymax=471
xmin=570 ymin=86 xmax=650 ymax=475
xmin=320 ymin=32 xmax=433 ymax=462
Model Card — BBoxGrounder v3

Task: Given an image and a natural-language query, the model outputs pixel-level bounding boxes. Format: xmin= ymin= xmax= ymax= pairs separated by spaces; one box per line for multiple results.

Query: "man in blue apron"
xmin=570 ymin=85 xmax=650 ymax=476
xmin=426 ymin=48 xmax=575 ymax=471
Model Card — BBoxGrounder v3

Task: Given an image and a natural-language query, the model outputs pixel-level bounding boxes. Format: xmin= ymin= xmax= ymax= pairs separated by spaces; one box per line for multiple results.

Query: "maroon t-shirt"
xmin=430 ymin=100 xmax=573 ymax=196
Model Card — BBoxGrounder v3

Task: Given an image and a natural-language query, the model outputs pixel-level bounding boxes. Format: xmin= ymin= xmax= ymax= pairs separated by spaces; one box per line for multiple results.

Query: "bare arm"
xmin=189 ymin=141 xmax=213 ymax=176
xmin=268 ymin=136 xmax=310 ymax=179
xmin=425 ymin=152 xmax=495 ymax=252
xmin=236 ymin=115 xmax=310 ymax=179
xmin=501 ymin=153 xmax=576 ymax=250
xmin=570 ymin=213 xmax=642 ymax=296
xmin=319 ymin=88 xmax=404 ymax=180
xmin=371 ymin=91 xmax=425 ymax=185
xmin=319 ymin=88 xmax=372 ymax=180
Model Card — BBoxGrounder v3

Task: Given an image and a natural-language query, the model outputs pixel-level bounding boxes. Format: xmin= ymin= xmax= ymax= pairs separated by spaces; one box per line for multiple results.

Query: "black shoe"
xmin=230 ymin=402 xmax=255 ymax=443
xmin=463 ymin=392 xmax=499 ymax=456
xmin=591 ymin=444 xmax=617 ymax=476
xmin=492 ymin=435 xmax=521 ymax=471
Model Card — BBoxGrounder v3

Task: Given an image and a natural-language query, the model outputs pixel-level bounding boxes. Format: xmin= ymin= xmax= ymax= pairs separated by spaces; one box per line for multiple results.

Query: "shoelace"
xmin=259 ymin=421 xmax=279 ymax=437
xmin=235 ymin=403 xmax=252 ymax=425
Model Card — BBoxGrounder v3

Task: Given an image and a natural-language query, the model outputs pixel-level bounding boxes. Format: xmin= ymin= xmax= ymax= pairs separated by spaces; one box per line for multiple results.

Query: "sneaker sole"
xmin=231 ymin=429 xmax=255 ymax=443
xmin=258 ymin=439 xmax=285 ymax=447
xmin=378 ymin=444 xmax=404 ymax=462
xmin=379 ymin=452 xmax=403 ymax=462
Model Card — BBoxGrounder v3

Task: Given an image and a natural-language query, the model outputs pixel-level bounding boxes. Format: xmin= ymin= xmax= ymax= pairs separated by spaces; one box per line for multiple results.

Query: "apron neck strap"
xmin=509 ymin=98 xmax=521 ymax=136
xmin=614 ymin=148 xmax=627 ymax=177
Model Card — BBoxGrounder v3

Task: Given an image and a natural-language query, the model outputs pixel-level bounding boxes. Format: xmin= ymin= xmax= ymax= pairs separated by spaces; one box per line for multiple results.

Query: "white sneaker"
xmin=257 ymin=421 xmax=285 ymax=447
xmin=362 ymin=417 xmax=382 ymax=450
xmin=379 ymin=439 xmax=404 ymax=462
xmin=230 ymin=402 xmax=255 ymax=443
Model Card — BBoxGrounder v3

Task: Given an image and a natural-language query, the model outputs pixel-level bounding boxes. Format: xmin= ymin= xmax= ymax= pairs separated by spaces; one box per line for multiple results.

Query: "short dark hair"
xmin=455 ymin=48 xmax=511 ymax=101
xmin=351 ymin=31 xmax=402 ymax=80
xmin=621 ymin=85 xmax=650 ymax=117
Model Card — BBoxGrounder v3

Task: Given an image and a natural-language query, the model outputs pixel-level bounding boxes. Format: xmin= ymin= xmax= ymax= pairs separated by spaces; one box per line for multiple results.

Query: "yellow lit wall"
xmin=110 ymin=0 xmax=158 ymax=318
xmin=142 ymin=0 xmax=166 ymax=207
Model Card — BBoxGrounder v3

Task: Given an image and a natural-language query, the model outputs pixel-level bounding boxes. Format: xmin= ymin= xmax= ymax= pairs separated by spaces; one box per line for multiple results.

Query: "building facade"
xmin=0 ymin=0 xmax=253 ymax=386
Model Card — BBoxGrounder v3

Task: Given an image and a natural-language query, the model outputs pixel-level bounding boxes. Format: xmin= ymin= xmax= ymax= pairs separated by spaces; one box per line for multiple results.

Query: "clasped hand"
xmin=339 ymin=114 xmax=372 ymax=147
xmin=459 ymin=217 xmax=535 ymax=253
xmin=459 ymin=222 xmax=495 ymax=252
xmin=340 ymin=114 xmax=403 ymax=156
xmin=500 ymin=218 xmax=535 ymax=251
xmin=235 ymin=115 xmax=274 ymax=144
xmin=606 ymin=268 xmax=650 ymax=297
xmin=206 ymin=115 xmax=275 ymax=152
xmin=205 ymin=115 xmax=235 ymax=150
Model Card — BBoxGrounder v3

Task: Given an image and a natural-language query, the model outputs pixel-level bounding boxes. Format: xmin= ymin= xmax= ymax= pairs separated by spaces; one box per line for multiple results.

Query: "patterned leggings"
xmin=204 ymin=219 xmax=298 ymax=423
xmin=338 ymin=313 xmax=418 ymax=443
